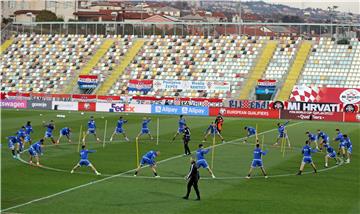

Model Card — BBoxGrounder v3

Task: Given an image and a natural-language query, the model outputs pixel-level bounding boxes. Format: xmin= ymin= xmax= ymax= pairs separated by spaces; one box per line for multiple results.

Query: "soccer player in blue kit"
xmin=297 ymin=140 xmax=317 ymax=175
xmin=136 ymin=117 xmax=154 ymax=140
xmin=24 ymin=121 xmax=33 ymax=145
xmin=83 ymin=116 xmax=101 ymax=143
xmin=317 ymin=129 xmax=330 ymax=151
xmin=306 ymin=131 xmax=319 ymax=149
xmin=134 ymin=150 xmax=160 ymax=177
xmin=343 ymin=134 xmax=352 ymax=164
xmin=171 ymin=115 xmax=186 ymax=143
xmin=273 ymin=121 xmax=290 ymax=147
xmin=43 ymin=120 xmax=56 ymax=144
xmin=202 ymin=122 xmax=224 ymax=143
xmin=57 ymin=127 xmax=72 ymax=144
xmin=71 ymin=145 xmax=101 ymax=175
xmin=324 ymin=143 xmax=341 ymax=168
xmin=17 ymin=126 xmax=26 ymax=145
xmin=110 ymin=116 xmax=129 ymax=142
xmin=28 ymin=139 xmax=44 ymax=166
xmin=334 ymin=129 xmax=346 ymax=159
xmin=244 ymin=126 xmax=256 ymax=144
xmin=8 ymin=135 xmax=23 ymax=159
xmin=246 ymin=141 xmax=268 ymax=179
xmin=196 ymin=144 xmax=216 ymax=178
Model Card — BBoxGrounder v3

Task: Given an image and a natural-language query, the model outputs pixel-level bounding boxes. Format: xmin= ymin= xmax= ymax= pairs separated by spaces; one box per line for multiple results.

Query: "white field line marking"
xmin=17 ymin=142 xmax=344 ymax=180
xmin=2 ymin=122 xmax=302 ymax=212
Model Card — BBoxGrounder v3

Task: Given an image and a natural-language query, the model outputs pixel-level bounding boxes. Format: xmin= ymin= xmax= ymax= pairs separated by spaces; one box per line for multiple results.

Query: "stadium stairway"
xmin=63 ymin=39 xmax=114 ymax=94
xmin=80 ymin=39 xmax=115 ymax=75
xmin=276 ymin=41 xmax=312 ymax=101
xmin=96 ymin=38 xmax=145 ymax=95
xmin=239 ymin=40 xmax=278 ymax=99
xmin=0 ymin=37 xmax=14 ymax=54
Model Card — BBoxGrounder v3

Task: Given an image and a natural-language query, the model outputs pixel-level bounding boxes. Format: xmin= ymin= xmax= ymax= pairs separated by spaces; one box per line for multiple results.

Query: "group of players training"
xmin=7 ymin=114 xmax=352 ymax=179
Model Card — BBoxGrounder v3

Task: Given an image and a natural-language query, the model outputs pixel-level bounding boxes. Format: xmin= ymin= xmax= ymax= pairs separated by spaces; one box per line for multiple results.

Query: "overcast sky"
xmin=258 ymin=0 xmax=360 ymax=14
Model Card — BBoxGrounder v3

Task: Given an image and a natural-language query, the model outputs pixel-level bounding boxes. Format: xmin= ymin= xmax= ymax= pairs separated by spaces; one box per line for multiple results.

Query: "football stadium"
xmin=1 ymin=0 xmax=359 ymax=213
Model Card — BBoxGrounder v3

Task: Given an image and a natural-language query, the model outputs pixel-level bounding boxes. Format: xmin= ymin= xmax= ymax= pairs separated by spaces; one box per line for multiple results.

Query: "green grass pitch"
xmin=1 ymin=109 xmax=359 ymax=213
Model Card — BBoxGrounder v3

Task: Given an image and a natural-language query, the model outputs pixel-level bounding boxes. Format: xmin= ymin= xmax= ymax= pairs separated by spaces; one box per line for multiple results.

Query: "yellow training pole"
xmin=282 ymin=136 xmax=286 ymax=157
xmin=77 ymin=125 xmax=82 ymax=152
xmin=135 ymin=137 xmax=140 ymax=167
xmin=156 ymin=117 xmax=159 ymax=145
xmin=102 ymin=120 xmax=108 ymax=148
xmin=281 ymin=135 xmax=284 ymax=154
xmin=211 ymin=133 xmax=216 ymax=170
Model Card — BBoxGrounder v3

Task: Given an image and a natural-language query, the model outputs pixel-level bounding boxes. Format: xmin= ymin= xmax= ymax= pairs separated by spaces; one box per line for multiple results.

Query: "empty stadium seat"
xmin=298 ymin=37 xmax=360 ymax=88
xmin=1 ymin=34 xmax=103 ymax=93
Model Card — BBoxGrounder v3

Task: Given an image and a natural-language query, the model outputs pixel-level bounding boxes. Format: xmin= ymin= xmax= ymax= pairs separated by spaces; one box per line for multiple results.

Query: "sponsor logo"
xmin=219 ymin=108 xmax=226 ymax=115
xmin=152 ymin=105 xmax=208 ymax=116
xmin=273 ymin=101 xmax=284 ymax=110
xmin=344 ymin=104 xmax=355 ymax=113
xmin=31 ymin=102 xmax=47 ymax=108
xmin=1 ymin=100 xmax=27 ymax=109
xmin=340 ymin=89 xmax=360 ymax=104
xmin=109 ymin=103 xmax=125 ymax=112
xmin=181 ymin=107 xmax=188 ymax=114
xmin=84 ymin=103 xmax=91 ymax=110
xmin=287 ymin=102 xmax=340 ymax=112
xmin=155 ymin=106 xmax=162 ymax=113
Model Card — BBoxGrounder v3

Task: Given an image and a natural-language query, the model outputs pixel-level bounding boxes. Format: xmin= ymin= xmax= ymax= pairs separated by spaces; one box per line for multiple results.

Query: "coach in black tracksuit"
xmin=183 ymin=125 xmax=191 ymax=156
xmin=183 ymin=159 xmax=200 ymax=200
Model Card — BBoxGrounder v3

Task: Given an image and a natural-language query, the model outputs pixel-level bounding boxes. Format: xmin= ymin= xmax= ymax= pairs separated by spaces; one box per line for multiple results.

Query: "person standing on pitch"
xmin=109 ymin=116 xmax=129 ymax=142
xmin=215 ymin=113 xmax=224 ymax=133
xmin=183 ymin=159 xmax=200 ymax=201
xmin=343 ymin=135 xmax=352 ymax=164
xmin=183 ymin=124 xmax=191 ymax=156
xmin=83 ymin=116 xmax=101 ymax=144
xmin=297 ymin=140 xmax=317 ymax=175
xmin=71 ymin=145 xmax=101 ymax=175
xmin=171 ymin=115 xmax=186 ymax=143
xmin=246 ymin=141 xmax=268 ymax=179
xmin=196 ymin=144 xmax=216 ymax=178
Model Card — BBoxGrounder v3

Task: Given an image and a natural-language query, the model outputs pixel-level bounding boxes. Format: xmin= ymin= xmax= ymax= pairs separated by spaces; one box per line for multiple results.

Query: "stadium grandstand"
xmin=1 ymin=22 xmax=359 ymax=100
xmin=1 ymin=1 xmax=360 ymax=213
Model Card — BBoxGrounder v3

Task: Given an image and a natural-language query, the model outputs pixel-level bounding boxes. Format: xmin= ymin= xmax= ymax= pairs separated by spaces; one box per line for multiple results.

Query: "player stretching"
xmin=202 ymin=122 xmax=224 ymax=143
xmin=273 ymin=121 xmax=290 ymax=147
xmin=43 ymin=120 xmax=56 ymax=144
xmin=71 ymin=145 xmax=101 ymax=175
xmin=306 ymin=131 xmax=319 ymax=149
xmin=215 ymin=113 xmax=224 ymax=133
xmin=343 ymin=135 xmax=352 ymax=164
xmin=171 ymin=115 xmax=186 ymax=143
xmin=324 ymin=143 xmax=341 ymax=168
xmin=83 ymin=116 xmax=101 ymax=143
xmin=136 ymin=117 xmax=154 ymax=141
xmin=57 ymin=127 xmax=72 ymax=144
xmin=246 ymin=141 xmax=268 ymax=179
xmin=244 ymin=126 xmax=256 ymax=144
xmin=317 ymin=130 xmax=329 ymax=151
xmin=134 ymin=150 xmax=160 ymax=177
xmin=8 ymin=136 xmax=23 ymax=159
xmin=110 ymin=116 xmax=129 ymax=142
xmin=196 ymin=144 xmax=216 ymax=178
xmin=334 ymin=129 xmax=346 ymax=159
xmin=16 ymin=126 xmax=26 ymax=146
xmin=28 ymin=139 xmax=44 ymax=166
xmin=297 ymin=140 xmax=317 ymax=175
xmin=24 ymin=121 xmax=33 ymax=145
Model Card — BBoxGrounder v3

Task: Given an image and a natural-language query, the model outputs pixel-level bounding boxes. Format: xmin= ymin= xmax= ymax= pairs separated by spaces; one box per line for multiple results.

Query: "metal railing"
xmin=6 ymin=21 xmax=360 ymax=38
